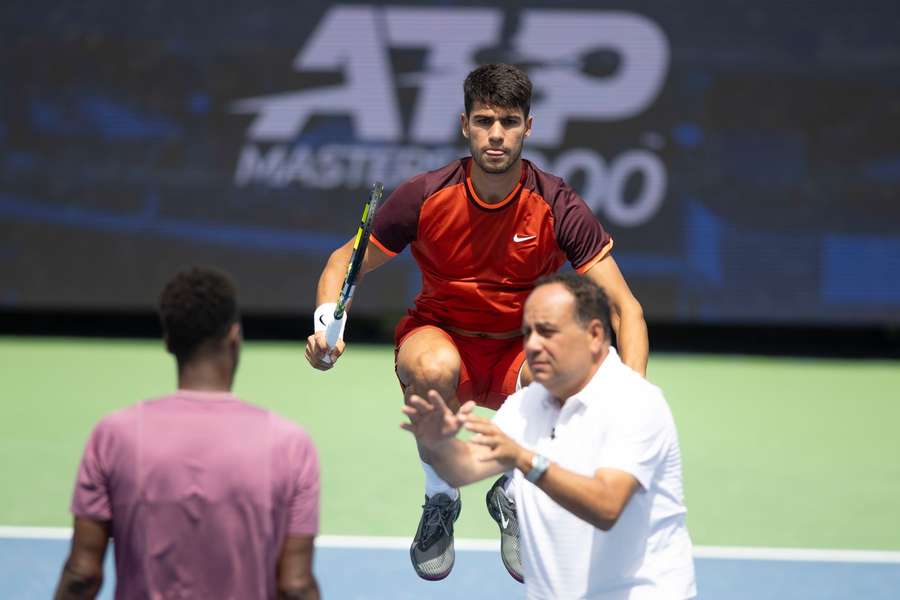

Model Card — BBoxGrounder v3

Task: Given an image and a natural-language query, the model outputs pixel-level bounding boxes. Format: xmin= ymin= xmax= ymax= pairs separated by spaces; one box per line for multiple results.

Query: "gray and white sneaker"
xmin=486 ymin=475 xmax=524 ymax=583
xmin=410 ymin=493 xmax=462 ymax=580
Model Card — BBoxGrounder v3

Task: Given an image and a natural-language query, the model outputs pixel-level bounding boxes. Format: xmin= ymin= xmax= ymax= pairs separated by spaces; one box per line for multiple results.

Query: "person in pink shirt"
xmin=54 ymin=266 xmax=321 ymax=600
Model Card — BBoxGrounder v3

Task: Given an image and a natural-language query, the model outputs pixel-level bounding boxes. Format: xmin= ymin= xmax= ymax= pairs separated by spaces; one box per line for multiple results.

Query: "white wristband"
xmin=314 ymin=303 xmax=347 ymax=347
xmin=314 ymin=303 xmax=337 ymax=332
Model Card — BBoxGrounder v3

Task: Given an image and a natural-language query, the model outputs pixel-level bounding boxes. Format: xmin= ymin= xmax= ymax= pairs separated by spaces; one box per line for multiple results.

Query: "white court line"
xmin=0 ymin=526 xmax=71 ymax=540
xmin=3 ymin=527 xmax=900 ymax=564
xmin=316 ymin=535 xmax=499 ymax=552
xmin=692 ymin=545 xmax=900 ymax=564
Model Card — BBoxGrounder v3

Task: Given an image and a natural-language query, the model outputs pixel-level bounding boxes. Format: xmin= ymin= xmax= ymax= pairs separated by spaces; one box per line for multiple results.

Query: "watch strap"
xmin=525 ymin=453 xmax=550 ymax=483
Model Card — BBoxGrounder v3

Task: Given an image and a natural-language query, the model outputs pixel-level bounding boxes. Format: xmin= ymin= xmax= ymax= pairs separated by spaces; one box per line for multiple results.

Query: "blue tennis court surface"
xmin=4 ymin=534 xmax=900 ymax=599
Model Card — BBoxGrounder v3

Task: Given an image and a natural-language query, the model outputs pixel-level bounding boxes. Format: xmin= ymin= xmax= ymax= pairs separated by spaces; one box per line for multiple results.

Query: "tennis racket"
xmin=324 ymin=181 xmax=384 ymax=353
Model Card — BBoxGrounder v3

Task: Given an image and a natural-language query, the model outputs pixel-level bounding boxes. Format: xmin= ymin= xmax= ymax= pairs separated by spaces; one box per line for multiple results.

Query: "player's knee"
xmin=404 ymin=347 xmax=458 ymax=391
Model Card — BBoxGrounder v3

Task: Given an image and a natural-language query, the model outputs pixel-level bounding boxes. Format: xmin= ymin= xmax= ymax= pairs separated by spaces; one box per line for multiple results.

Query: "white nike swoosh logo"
xmin=513 ymin=234 xmax=536 ymax=243
xmin=497 ymin=497 xmax=509 ymax=529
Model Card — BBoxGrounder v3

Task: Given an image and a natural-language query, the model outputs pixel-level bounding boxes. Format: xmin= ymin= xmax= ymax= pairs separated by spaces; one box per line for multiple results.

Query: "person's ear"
xmin=227 ymin=322 xmax=242 ymax=348
xmin=524 ymin=114 xmax=533 ymax=138
xmin=588 ymin=319 xmax=605 ymax=353
xmin=460 ymin=112 xmax=469 ymax=139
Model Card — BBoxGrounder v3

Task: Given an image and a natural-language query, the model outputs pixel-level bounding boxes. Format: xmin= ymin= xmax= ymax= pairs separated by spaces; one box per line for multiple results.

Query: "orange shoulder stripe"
xmin=368 ymin=234 xmax=397 ymax=257
xmin=575 ymin=239 xmax=614 ymax=274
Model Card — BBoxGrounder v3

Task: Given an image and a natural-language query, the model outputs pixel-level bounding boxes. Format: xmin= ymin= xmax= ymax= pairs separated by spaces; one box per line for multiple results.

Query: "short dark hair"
xmin=158 ymin=266 xmax=239 ymax=364
xmin=464 ymin=63 xmax=532 ymax=118
xmin=534 ymin=272 xmax=612 ymax=340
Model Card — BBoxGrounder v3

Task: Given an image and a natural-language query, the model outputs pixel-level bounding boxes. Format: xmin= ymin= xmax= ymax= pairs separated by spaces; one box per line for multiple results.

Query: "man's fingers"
xmin=306 ymin=333 xmax=340 ymax=370
xmin=469 ymin=433 xmax=494 ymax=447
xmin=304 ymin=336 xmax=318 ymax=364
xmin=407 ymin=394 xmax=434 ymax=412
xmin=314 ymin=333 xmax=339 ymax=360
xmin=312 ymin=332 xmax=329 ymax=351
xmin=306 ymin=351 xmax=332 ymax=371
xmin=457 ymin=400 xmax=476 ymax=420
xmin=321 ymin=336 xmax=344 ymax=366
xmin=327 ymin=339 xmax=346 ymax=361
xmin=460 ymin=400 xmax=477 ymax=411
xmin=400 ymin=405 xmax=420 ymax=420
xmin=315 ymin=354 xmax=334 ymax=371
xmin=463 ymin=420 xmax=493 ymax=434
xmin=427 ymin=389 xmax=450 ymax=412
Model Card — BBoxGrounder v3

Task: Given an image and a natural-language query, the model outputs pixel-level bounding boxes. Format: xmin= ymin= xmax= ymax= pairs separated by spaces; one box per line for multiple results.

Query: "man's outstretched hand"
xmin=401 ymin=390 xmax=476 ymax=450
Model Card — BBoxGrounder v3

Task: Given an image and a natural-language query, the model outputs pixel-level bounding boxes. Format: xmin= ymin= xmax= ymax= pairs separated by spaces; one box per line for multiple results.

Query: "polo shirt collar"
xmin=175 ymin=388 xmax=239 ymax=402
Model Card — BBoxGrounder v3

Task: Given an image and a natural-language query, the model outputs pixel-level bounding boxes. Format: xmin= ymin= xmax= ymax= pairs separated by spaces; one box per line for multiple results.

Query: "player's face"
xmin=522 ymin=284 xmax=603 ymax=400
xmin=461 ymin=102 xmax=532 ymax=174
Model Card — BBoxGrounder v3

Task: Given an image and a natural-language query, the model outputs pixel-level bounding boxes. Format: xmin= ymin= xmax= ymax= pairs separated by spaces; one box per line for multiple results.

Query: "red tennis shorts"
xmin=394 ymin=315 xmax=525 ymax=411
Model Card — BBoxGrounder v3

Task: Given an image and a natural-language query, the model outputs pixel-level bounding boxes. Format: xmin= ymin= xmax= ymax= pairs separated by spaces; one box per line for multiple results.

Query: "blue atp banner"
xmin=1 ymin=1 xmax=898 ymax=325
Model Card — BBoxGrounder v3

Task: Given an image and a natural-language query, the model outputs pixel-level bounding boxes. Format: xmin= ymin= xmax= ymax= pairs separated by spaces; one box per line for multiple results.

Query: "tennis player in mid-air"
xmin=306 ymin=63 xmax=648 ymax=583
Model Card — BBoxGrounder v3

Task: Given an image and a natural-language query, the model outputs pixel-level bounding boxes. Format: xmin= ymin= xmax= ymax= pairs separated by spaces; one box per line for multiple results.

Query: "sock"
xmin=422 ymin=461 xmax=459 ymax=500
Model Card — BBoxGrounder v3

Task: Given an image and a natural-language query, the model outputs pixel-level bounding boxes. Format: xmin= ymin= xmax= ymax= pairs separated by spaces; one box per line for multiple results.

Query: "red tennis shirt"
xmin=370 ymin=158 xmax=613 ymax=334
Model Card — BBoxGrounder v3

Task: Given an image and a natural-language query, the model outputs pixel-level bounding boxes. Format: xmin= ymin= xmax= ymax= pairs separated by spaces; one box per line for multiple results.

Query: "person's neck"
xmin=549 ymin=348 xmax=609 ymax=406
xmin=177 ymin=359 xmax=234 ymax=393
xmin=469 ymin=158 xmax=523 ymax=204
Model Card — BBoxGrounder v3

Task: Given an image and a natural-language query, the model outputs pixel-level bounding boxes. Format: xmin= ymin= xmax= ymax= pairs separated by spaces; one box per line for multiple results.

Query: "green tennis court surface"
xmin=2 ymin=337 xmax=899 ymax=551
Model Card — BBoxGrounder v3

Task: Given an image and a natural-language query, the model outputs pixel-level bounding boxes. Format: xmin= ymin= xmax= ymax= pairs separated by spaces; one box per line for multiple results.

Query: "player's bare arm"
xmin=401 ymin=390 xmax=507 ymax=486
xmin=277 ymin=535 xmax=320 ymax=600
xmin=464 ymin=415 xmax=640 ymax=531
xmin=585 ymin=256 xmax=648 ymax=376
xmin=305 ymin=240 xmax=394 ymax=370
xmin=54 ymin=517 xmax=109 ymax=600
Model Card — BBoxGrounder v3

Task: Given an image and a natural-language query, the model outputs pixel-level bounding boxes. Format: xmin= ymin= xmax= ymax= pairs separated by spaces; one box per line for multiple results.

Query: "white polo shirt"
xmin=493 ymin=347 xmax=696 ymax=600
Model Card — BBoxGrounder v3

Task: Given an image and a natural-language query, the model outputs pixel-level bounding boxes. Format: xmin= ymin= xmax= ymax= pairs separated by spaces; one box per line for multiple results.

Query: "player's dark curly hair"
xmin=464 ymin=63 xmax=532 ymax=118
xmin=535 ymin=272 xmax=612 ymax=340
xmin=158 ymin=266 xmax=239 ymax=364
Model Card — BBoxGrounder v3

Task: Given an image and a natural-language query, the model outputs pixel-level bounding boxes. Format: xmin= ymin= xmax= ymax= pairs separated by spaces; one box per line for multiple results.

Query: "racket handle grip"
xmin=323 ymin=314 xmax=347 ymax=364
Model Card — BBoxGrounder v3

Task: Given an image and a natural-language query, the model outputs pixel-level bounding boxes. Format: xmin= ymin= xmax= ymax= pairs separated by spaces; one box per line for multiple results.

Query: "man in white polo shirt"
xmin=401 ymin=272 xmax=696 ymax=599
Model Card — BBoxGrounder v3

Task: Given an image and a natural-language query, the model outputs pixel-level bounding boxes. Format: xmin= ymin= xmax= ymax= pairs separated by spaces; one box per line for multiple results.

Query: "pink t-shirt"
xmin=71 ymin=390 xmax=320 ymax=600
